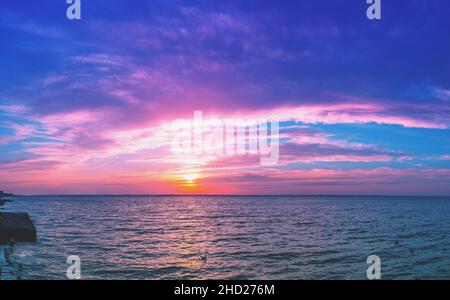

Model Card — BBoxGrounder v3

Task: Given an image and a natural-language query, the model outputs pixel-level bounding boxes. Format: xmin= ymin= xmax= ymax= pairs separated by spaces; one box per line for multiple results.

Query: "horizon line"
xmin=8 ymin=194 xmax=450 ymax=198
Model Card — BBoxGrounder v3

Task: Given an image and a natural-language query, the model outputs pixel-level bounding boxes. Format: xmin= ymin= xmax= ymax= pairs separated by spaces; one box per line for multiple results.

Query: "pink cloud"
xmin=199 ymin=168 xmax=450 ymax=195
xmin=0 ymin=104 xmax=28 ymax=114
xmin=434 ymin=87 xmax=450 ymax=101
xmin=243 ymin=104 xmax=448 ymax=129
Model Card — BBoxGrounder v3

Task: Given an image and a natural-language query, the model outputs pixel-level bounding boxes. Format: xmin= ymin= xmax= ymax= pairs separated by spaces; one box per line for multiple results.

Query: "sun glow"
xmin=183 ymin=173 xmax=199 ymax=184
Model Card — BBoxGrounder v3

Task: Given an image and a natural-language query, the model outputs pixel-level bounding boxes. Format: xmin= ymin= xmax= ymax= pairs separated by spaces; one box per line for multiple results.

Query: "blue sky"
xmin=0 ymin=0 xmax=450 ymax=195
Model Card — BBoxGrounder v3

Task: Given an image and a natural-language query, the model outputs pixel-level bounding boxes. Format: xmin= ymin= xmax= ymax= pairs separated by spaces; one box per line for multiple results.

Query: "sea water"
xmin=1 ymin=195 xmax=449 ymax=280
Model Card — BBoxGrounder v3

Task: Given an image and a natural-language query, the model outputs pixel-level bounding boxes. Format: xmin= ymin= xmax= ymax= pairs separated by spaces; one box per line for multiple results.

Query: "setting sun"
xmin=183 ymin=173 xmax=199 ymax=184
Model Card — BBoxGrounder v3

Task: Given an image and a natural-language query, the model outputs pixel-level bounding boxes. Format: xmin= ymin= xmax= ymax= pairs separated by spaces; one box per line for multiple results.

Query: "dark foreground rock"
xmin=0 ymin=212 xmax=37 ymax=244
xmin=0 ymin=190 xmax=15 ymax=196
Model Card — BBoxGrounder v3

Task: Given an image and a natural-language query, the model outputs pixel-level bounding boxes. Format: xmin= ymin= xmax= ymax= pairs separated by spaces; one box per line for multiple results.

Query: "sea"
xmin=1 ymin=195 xmax=450 ymax=280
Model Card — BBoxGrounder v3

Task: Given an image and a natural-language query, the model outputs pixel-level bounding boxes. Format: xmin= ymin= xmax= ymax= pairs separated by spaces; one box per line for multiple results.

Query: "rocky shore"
xmin=0 ymin=191 xmax=15 ymax=197
xmin=0 ymin=192 xmax=36 ymax=244
xmin=0 ymin=191 xmax=37 ymax=280
xmin=0 ymin=198 xmax=13 ymax=207
xmin=0 ymin=191 xmax=14 ymax=207
xmin=0 ymin=212 xmax=37 ymax=244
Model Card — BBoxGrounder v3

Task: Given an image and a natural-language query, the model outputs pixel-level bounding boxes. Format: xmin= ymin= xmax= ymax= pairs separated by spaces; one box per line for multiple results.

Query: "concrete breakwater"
xmin=0 ymin=212 xmax=37 ymax=244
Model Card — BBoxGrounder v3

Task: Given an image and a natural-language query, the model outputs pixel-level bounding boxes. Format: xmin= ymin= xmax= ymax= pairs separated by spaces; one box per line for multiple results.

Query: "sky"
xmin=1 ymin=0 xmax=450 ymax=195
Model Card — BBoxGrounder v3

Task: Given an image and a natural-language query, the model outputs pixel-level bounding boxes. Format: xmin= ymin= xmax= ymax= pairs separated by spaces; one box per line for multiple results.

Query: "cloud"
xmin=434 ymin=87 xmax=450 ymax=101
xmin=0 ymin=104 xmax=28 ymax=114
xmin=200 ymin=168 xmax=450 ymax=195
xmin=0 ymin=11 xmax=65 ymax=39
xmin=1 ymin=1 xmax=450 ymax=195
xmin=280 ymin=142 xmax=410 ymax=164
